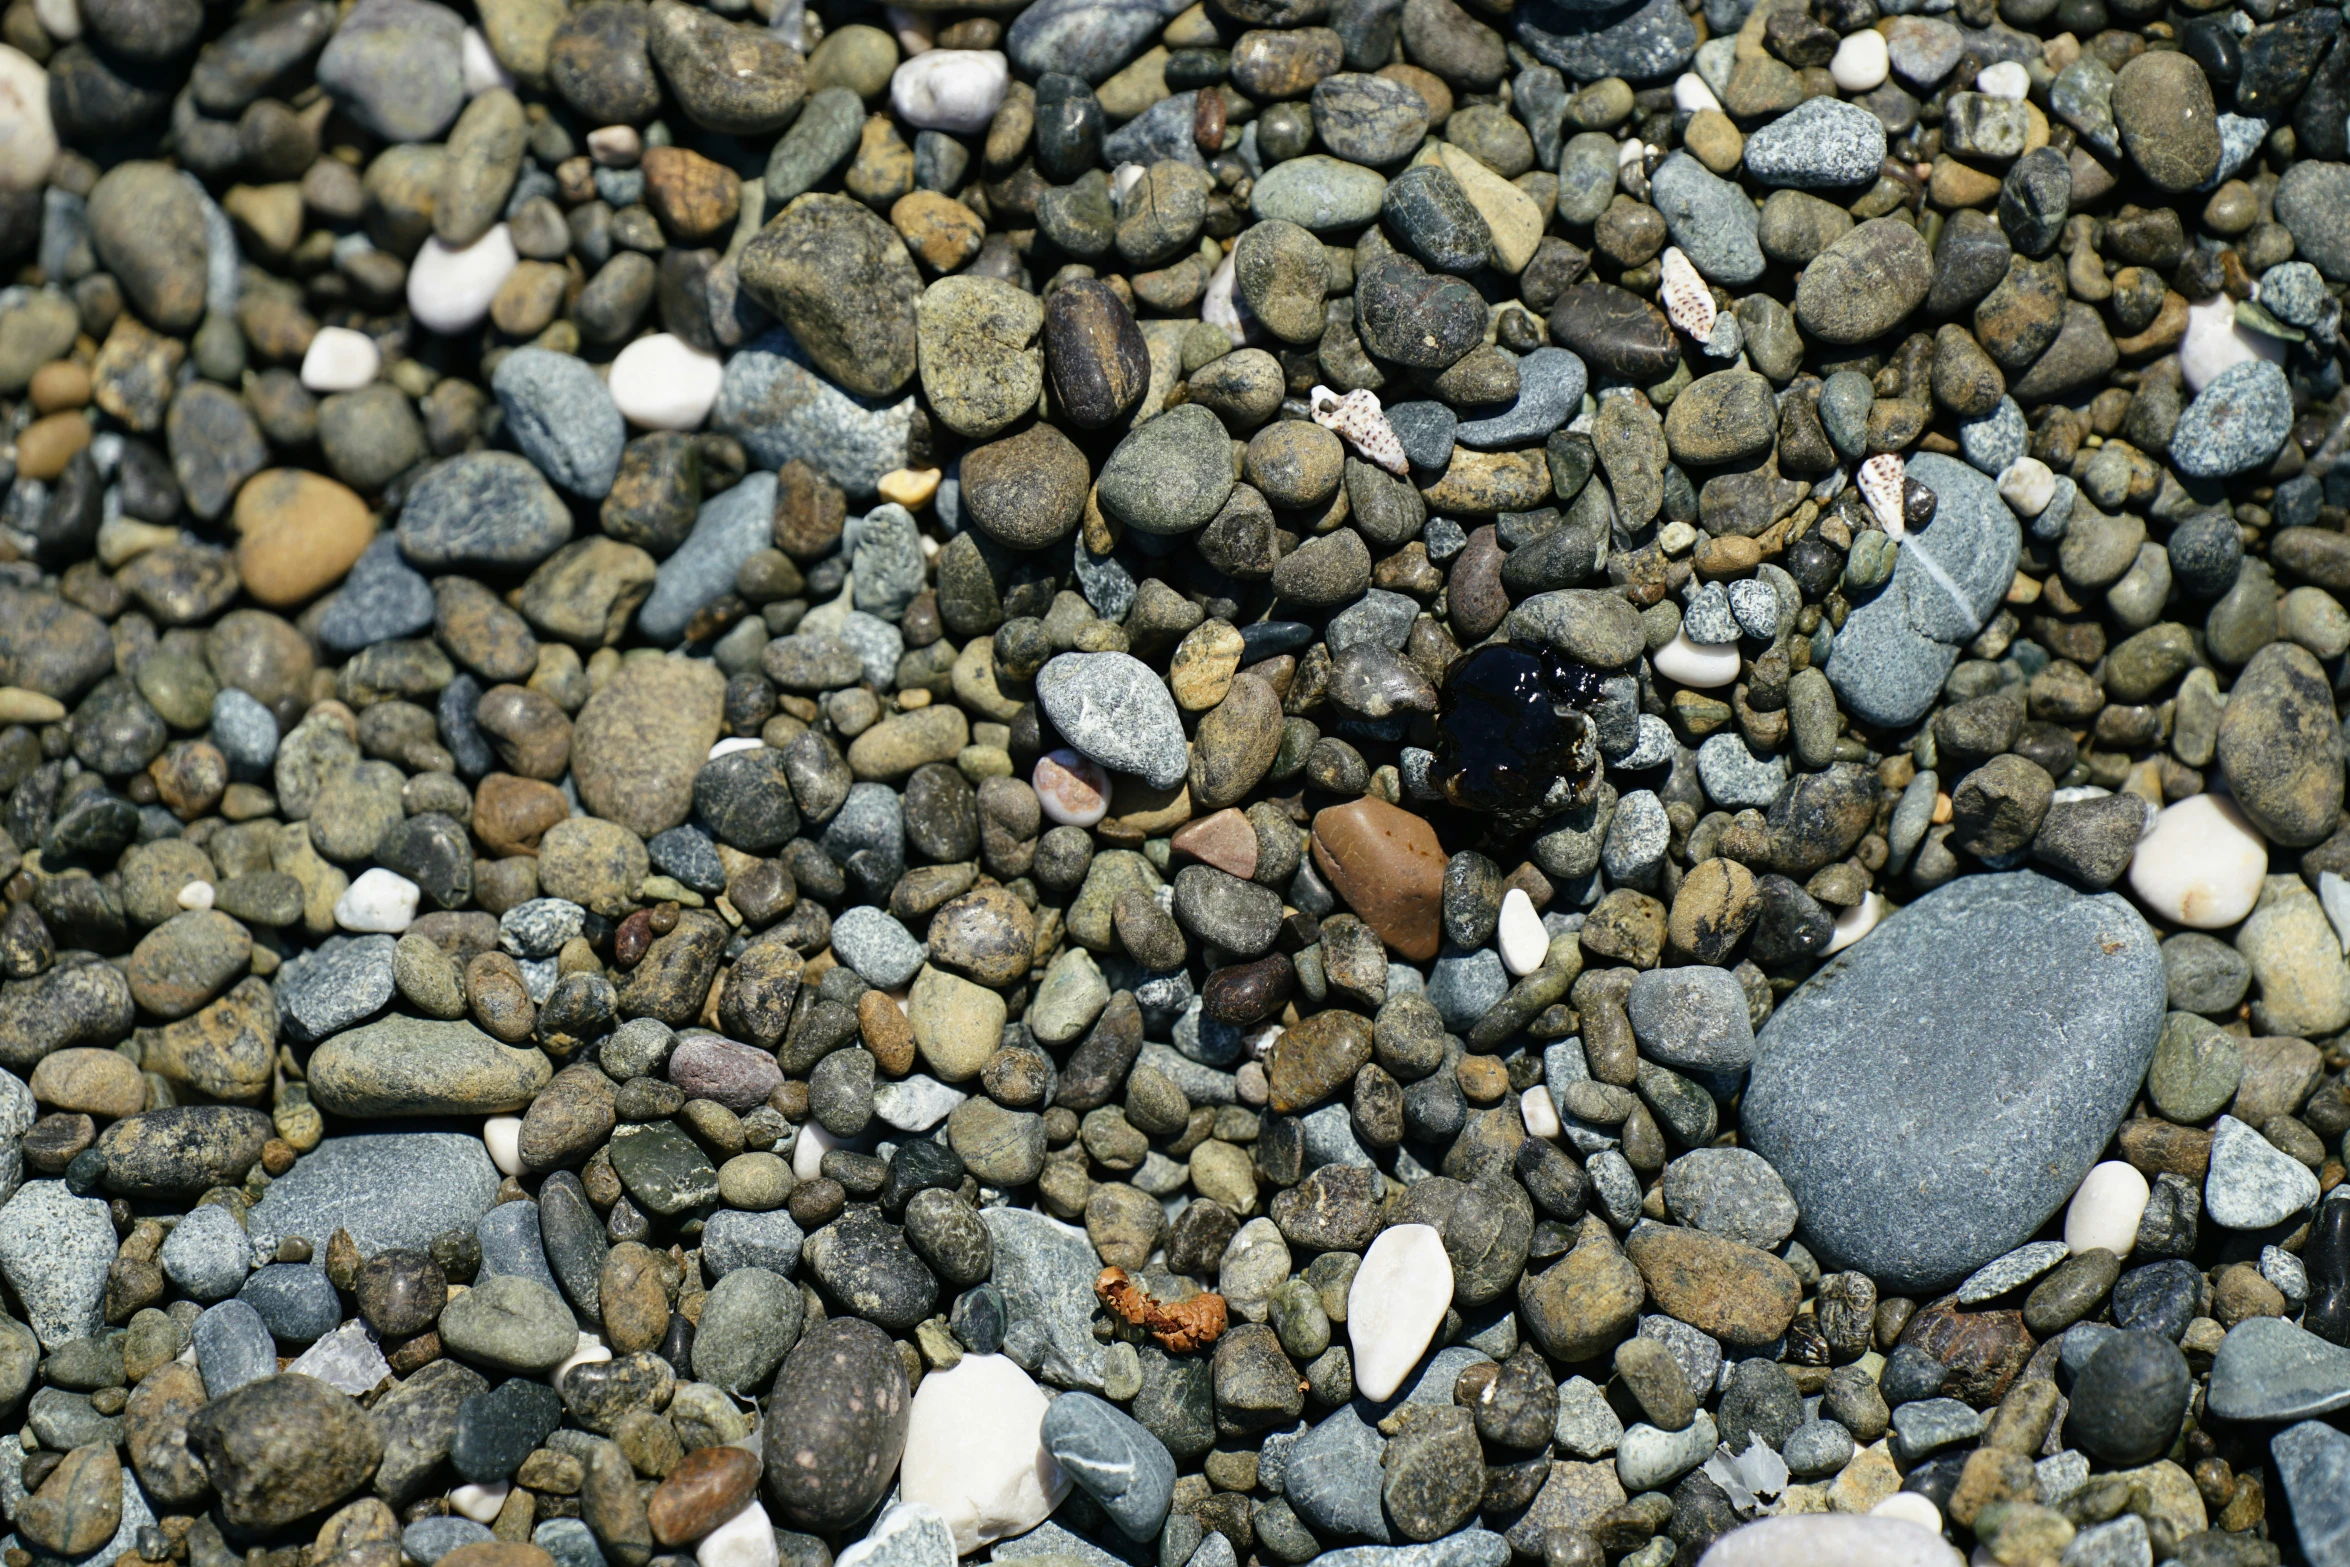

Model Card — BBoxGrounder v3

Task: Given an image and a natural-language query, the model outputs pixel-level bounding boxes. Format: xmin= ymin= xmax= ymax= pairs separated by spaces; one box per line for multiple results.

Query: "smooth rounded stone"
xmin=251 ymin=1132 xmax=500 ymax=1257
xmin=889 ymin=49 xmax=1007 ymax=135
xmin=0 ymin=1181 xmax=115 ymax=1348
xmin=308 ymin=1016 xmax=550 ymax=1118
xmin=237 ymin=1263 xmax=342 ymax=1344
xmin=1616 ymin=1409 xmax=1717 ymax=1492
xmin=2206 ymin=1113 xmax=2320 ymax=1230
xmin=1349 ymin=1223 xmax=1452 ymax=1402
xmin=1040 ymin=1392 xmax=1175 ymax=1541
xmin=492 ymin=349 xmax=625 ymax=499
xmin=1035 ymin=653 xmax=1188 ymax=790
xmin=407 ymin=225 xmax=520 ymax=336
xmin=701 ymin=1208 xmax=806 ymax=1279
xmin=1096 ymin=405 xmax=1237 ymax=538
xmin=830 ymin=906 xmax=926 ymax=990
xmin=2110 ymin=50 xmax=2220 ymax=193
xmin=898 ymin=1353 xmax=1067 ymax=1555
xmin=1517 ymin=0 xmax=1696 ymax=99
xmin=1006 ymin=0 xmax=1162 ymax=82
xmin=691 ymin=1265 xmax=803 ymax=1397
xmin=1312 ymin=73 xmax=1429 ymax=165
xmin=2207 ymin=1314 xmax=2350 ymax=1420
xmin=1456 ymin=349 xmax=1586 ymax=450
xmin=399 ymin=452 xmax=572 ymax=570
xmin=187 ymin=1300 xmax=269 ymax=1396
xmin=439 ymin=1274 xmax=576 ymax=1374
xmin=1661 ymin=1148 xmax=1797 ymax=1249
xmin=2069 ymin=1331 xmax=2189 ymax=1466
xmin=1740 ymin=97 xmax=1886 ymax=188
xmin=1746 ymin=870 xmax=2164 ymax=1294
xmin=2065 ymin=1161 xmax=2151 ymax=1258
xmin=2128 ymin=793 xmax=2267 ymax=929
xmin=1795 ymin=218 xmax=1932 ymax=344
xmin=1699 ymin=1516 xmax=1962 ymax=1566
xmin=407 ymin=1519 xmax=494 ymax=1564
xmin=1695 ymin=733 xmax=1789 ymax=810
xmin=1249 ymin=155 xmax=1389 ymax=231
xmin=738 ymin=194 xmax=920 ymax=399
xmin=2218 ymin=642 xmax=2345 ymax=847
xmin=2169 ymin=357 xmax=2292 ymax=480
xmin=159 ymin=1202 xmax=250 ymax=1302
xmin=1626 ymin=966 xmax=1754 ymax=1071
xmin=317 ymin=0 xmax=467 ymax=141
xmin=916 ymin=278 xmax=1044 ymax=441
xmin=1646 ymin=152 xmax=1761 ymax=285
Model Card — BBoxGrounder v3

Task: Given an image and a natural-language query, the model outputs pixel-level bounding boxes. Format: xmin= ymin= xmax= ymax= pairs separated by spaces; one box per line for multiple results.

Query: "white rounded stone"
xmin=2181 ymin=291 xmax=2287 ymax=393
xmin=2064 ymin=1160 xmax=2149 ymax=1258
xmin=1348 ymin=1222 xmax=1453 ymax=1402
xmin=793 ymin=1119 xmax=842 ymax=1183
xmin=889 ymin=49 xmax=1009 ymax=135
xmin=1520 ymin=1083 xmax=1560 ymax=1140
xmin=709 ymin=736 xmax=764 ymax=761
xmin=300 ymin=326 xmax=382 ymax=393
xmin=30 ymin=0 xmax=75 ymax=44
xmin=0 ymin=45 xmax=59 ymax=191
xmin=555 ymin=1333 xmax=611 ymax=1381
xmin=484 ymin=1116 xmax=524 ymax=1178
xmin=1672 ymin=72 xmax=1720 ymax=112
xmin=1236 ymin=1060 xmax=1269 ymax=1105
xmin=461 ymin=27 xmax=514 ymax=95
xmin=1823 ymin=891 xmax=1887 ymax=955
xmin=1652 ymin=630 xmax=1741 ymax=688
xmin=588 ymin=124 xmax=642 ymax=166
xmin=2129 ymin=792 xmax=2267 ymax=929
xmin=1829 ymin=30 xmax=1890 ymax=93
xmin=450 ymin=1482 xmax=510 ymax=1523
xmin=696 ymin=1498 xmax=777 ymax=1567
xmin=335 ymin=868 xmax=421 ymax=933
xmin=898 ymin=1353 xmax=1069 ymax=1555
xmin=611 ymin=333 xmax=725 ymax=430
xmin=1975 ymin=60 xmax=2029 ymax=99
xmin=1869 ymin=1494 xmax=1946 ymax=1536
xmin=1497 ymin=886 xmax=1549 ymax=977
xmin=1034 ymin=749 xmax=1111 ymax=827
xmin=176 ymin=880 xmax=216 ymax=911
xmin=1996 ymin=457 xmax=2055 ymax=517
xmin=1699 ymin=1513 xmax=1961 ymax=1566
xmin=408 ymin=224 xmax=519 ymax=336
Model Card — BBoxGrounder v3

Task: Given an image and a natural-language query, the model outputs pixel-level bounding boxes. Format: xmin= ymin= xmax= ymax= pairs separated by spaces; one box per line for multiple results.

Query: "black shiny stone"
xmin=2306 ymin=1196 xmax=2350 ymax=1344
xmin=1433 ymin=644 xmax=1606 ymax=819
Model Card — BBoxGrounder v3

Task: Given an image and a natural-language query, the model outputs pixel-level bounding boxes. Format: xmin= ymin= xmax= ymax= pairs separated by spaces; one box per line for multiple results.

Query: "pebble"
xmin=609 ymin=335 xmax=724 ymax=430
xmin=897 ymin=1353 xmax=1067 ymax=1554
xmin=2205 ymin=1113 xmax=2319 ymax=1229
xmin=408 ymin=225 xmax=519 ymax=335
xmin=1349 ymin=1223 xmax=1450 ymax=1401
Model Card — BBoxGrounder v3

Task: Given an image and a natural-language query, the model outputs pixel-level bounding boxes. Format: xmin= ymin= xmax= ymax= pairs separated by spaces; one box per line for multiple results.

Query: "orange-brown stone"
xmin=1310 ymin=798 xmax=1446 ymax=961
xmin=233 ymin=468 xmax=375 ymax=607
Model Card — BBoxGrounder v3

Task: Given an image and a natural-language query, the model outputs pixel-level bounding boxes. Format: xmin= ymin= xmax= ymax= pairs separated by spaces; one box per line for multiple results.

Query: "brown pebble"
xmin=15 ymin=412 xmax=91 ymax=481
xmin=28 ymin=361 xmax=91 ymax=413
xmin=646 ymin=1446 xmax=761 ymax=1547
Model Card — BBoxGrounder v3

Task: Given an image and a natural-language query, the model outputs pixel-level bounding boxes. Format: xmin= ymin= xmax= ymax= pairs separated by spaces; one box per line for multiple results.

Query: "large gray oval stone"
xmin=1743 ymin=870 xmax=2165 ymax=1294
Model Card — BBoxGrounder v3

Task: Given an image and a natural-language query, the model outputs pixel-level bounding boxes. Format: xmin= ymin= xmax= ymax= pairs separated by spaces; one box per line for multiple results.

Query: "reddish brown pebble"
xmin=647 ymin=1445 xmax=761 ymax=1546
xmin=614 ymin=909 xmax=653 ymax=968
xmin=1170 ymin=807 xmax=1257 ymax=880
xmin=1309 ymin=798 xmax=1447 ymax=962
xmin=1194 ymin=91 xmax=1226 ymax=157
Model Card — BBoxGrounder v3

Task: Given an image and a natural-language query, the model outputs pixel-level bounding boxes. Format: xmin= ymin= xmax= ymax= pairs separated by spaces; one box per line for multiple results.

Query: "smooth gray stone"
xmin=2207 ymin=1318 xmax=2350 ymax=1422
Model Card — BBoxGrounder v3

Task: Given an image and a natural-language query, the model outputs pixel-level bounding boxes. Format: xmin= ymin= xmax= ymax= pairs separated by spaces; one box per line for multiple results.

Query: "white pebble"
xmin=1236 ymin=1060 xmax=1269 ymax=1106
xmin=555 ymin=1332 xmax=611 ymax=1382
xmin=2064 ymin=1160 xmax=2149 ymax=1258
xmin=1672 ymin=72 xmax=1720 ymax=112
xmin=1201 ymin=249 xmax=1248 ymax=345
xmin=1823 ymin=891 xmax=1886 ymax=955
xmin=300 ymin=326 xmax=382 ymax=393
xmin=1617 ymin=137 xmax=1645 ymax=170
xmin=408 ymin=224 xmax=519 ymax=336
xmin=889 ymin=49 xmax=1009 ymax=135
xmin=484 ymin=1116 xmax=524 ymax=1177
xmin=1974 ymin=60 xmax=2029 ymax=99
xmin=1830 ymin=29 xmax=1890 ymax=92
xmin=1996 ymin=457 xmax=2055 ymax=517
xmin=31 ymin=0 xmax=77 ymax=42
xmin=1651 ymin=630 xmax=1741 ymax=688
xmin=709 ymin=736 xmax=765 ymax=761
xmin=334 ymin=867 xmax=421 ymax=934
xmin=1520 ymin=1083 xmax=1561 ymax=1141
xmin=2181 ymin=291 xmax=2287 ymax=394
xmin=1496 ymin=887 xmax=1549 ymax=977
xmin=1348 ymin=1223 xmax=1453 ymax=1402
xmin=1872 ymin=1493 xmax=1945 ymax=1535
xmin=1033 ymin=749 xmax=1111 ymax=827
xmin=610 ymin=332 xmax=726 ymax=430
xmin=793 ymin=1119 xmax=842 ymax=1183
xmin=0 ymin=45 xmax=57 ymax=191
xmin=2128 ymin=792 xmax=2267 ymax=929
xmin=450 ymin=1482 xmax=510 ymax=1523
xmin=461 ymin=27 xmax=514 ymax=95
xmin=696 ymin=1499 xmax=776 ymax=1567
xmin=898 ymin=1354 xmax=1068 ymax=1555
xmin=176 ymin=880 xmax=216 ymax=912
xmin=587 ymin=124 xmax=642 ymax=166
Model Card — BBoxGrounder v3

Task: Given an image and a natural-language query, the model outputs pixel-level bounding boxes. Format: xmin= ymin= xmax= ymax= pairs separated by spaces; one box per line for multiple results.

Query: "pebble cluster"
xmin=0 ymin=0 xmax=2348 ymax=1560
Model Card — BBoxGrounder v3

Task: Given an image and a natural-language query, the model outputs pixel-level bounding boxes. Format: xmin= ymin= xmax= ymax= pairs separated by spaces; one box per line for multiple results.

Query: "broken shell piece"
xmin=1858 ymin=453 xmax=1908 ymax=538
xmin=1309 ymin=385 xmax=1409 ymax=477
xmin=1659 ymin=247 xmax=1719 ymax=346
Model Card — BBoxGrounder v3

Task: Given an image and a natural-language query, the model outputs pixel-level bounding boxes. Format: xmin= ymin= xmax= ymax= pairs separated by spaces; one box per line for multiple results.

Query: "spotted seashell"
xmin=1309 ymin=385 xmax=1409 ymax=477
xmin=1858 ymin=453 xmax=1908 ymax=539
xmin=1658 ymin=247 xmax=1718 ymax=346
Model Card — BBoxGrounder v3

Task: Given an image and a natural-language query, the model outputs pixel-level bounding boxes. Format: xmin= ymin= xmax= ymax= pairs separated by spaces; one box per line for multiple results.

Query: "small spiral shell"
xmin=1309 ymin=385 xmax=1410 ymax=477
xmin=1858 ymin=453 xmax=1908 ymax=540
xmin=1658 ymin=247 xmax=1719 ymax=346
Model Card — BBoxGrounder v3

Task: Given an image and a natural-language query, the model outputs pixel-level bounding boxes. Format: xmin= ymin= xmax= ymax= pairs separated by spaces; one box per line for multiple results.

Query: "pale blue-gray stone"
xmin=640 ymin=472 xmax=780 ymax=643
xmin=1041 ymin=1393 xmax=1177 ymax=1541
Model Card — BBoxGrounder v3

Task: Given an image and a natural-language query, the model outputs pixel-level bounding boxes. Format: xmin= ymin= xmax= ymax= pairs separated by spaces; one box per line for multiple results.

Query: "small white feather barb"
xmin=1309 ymin=385 xmax=1409 ymax=477
xmin=1858 ymin=453 xmax=1908 ymax=539
xmin=1658 ymin=247 xmax=1718 ymax=346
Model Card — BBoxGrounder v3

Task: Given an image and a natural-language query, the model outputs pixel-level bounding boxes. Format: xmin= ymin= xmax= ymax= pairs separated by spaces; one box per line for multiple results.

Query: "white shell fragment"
xmin=1658 ymin=247 xmax=1719 ymax=347
xmin=1309 ymin=385 xmax=1409 ymax=476
xmin=1858 ymin=453 xmax=1909 ymax=539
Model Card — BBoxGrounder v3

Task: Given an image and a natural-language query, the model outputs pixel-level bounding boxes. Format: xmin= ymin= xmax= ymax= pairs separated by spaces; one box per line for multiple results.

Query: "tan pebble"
xmin=233 ymin=469 xmax=376 ymax=607
xmin=14 ymin=410 xmax=90 ymax=480
xmin=0 ymin=687 xmax=66 ymax=723
xmin=876 ymin=467 xmax=942 ymax=508
xmin=28 ymin=360 xmax=91 ymax=413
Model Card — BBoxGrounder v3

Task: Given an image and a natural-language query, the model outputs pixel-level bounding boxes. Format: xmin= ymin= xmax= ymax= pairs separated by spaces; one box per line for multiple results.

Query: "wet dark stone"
xmin=1432 ymin=644 xmax=1606 ymax=818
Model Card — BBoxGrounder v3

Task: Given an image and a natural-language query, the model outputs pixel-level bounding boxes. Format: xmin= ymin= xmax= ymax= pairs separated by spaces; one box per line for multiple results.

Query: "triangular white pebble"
xmin=1348 ymin=1223 xmax=1453 ymax=1402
